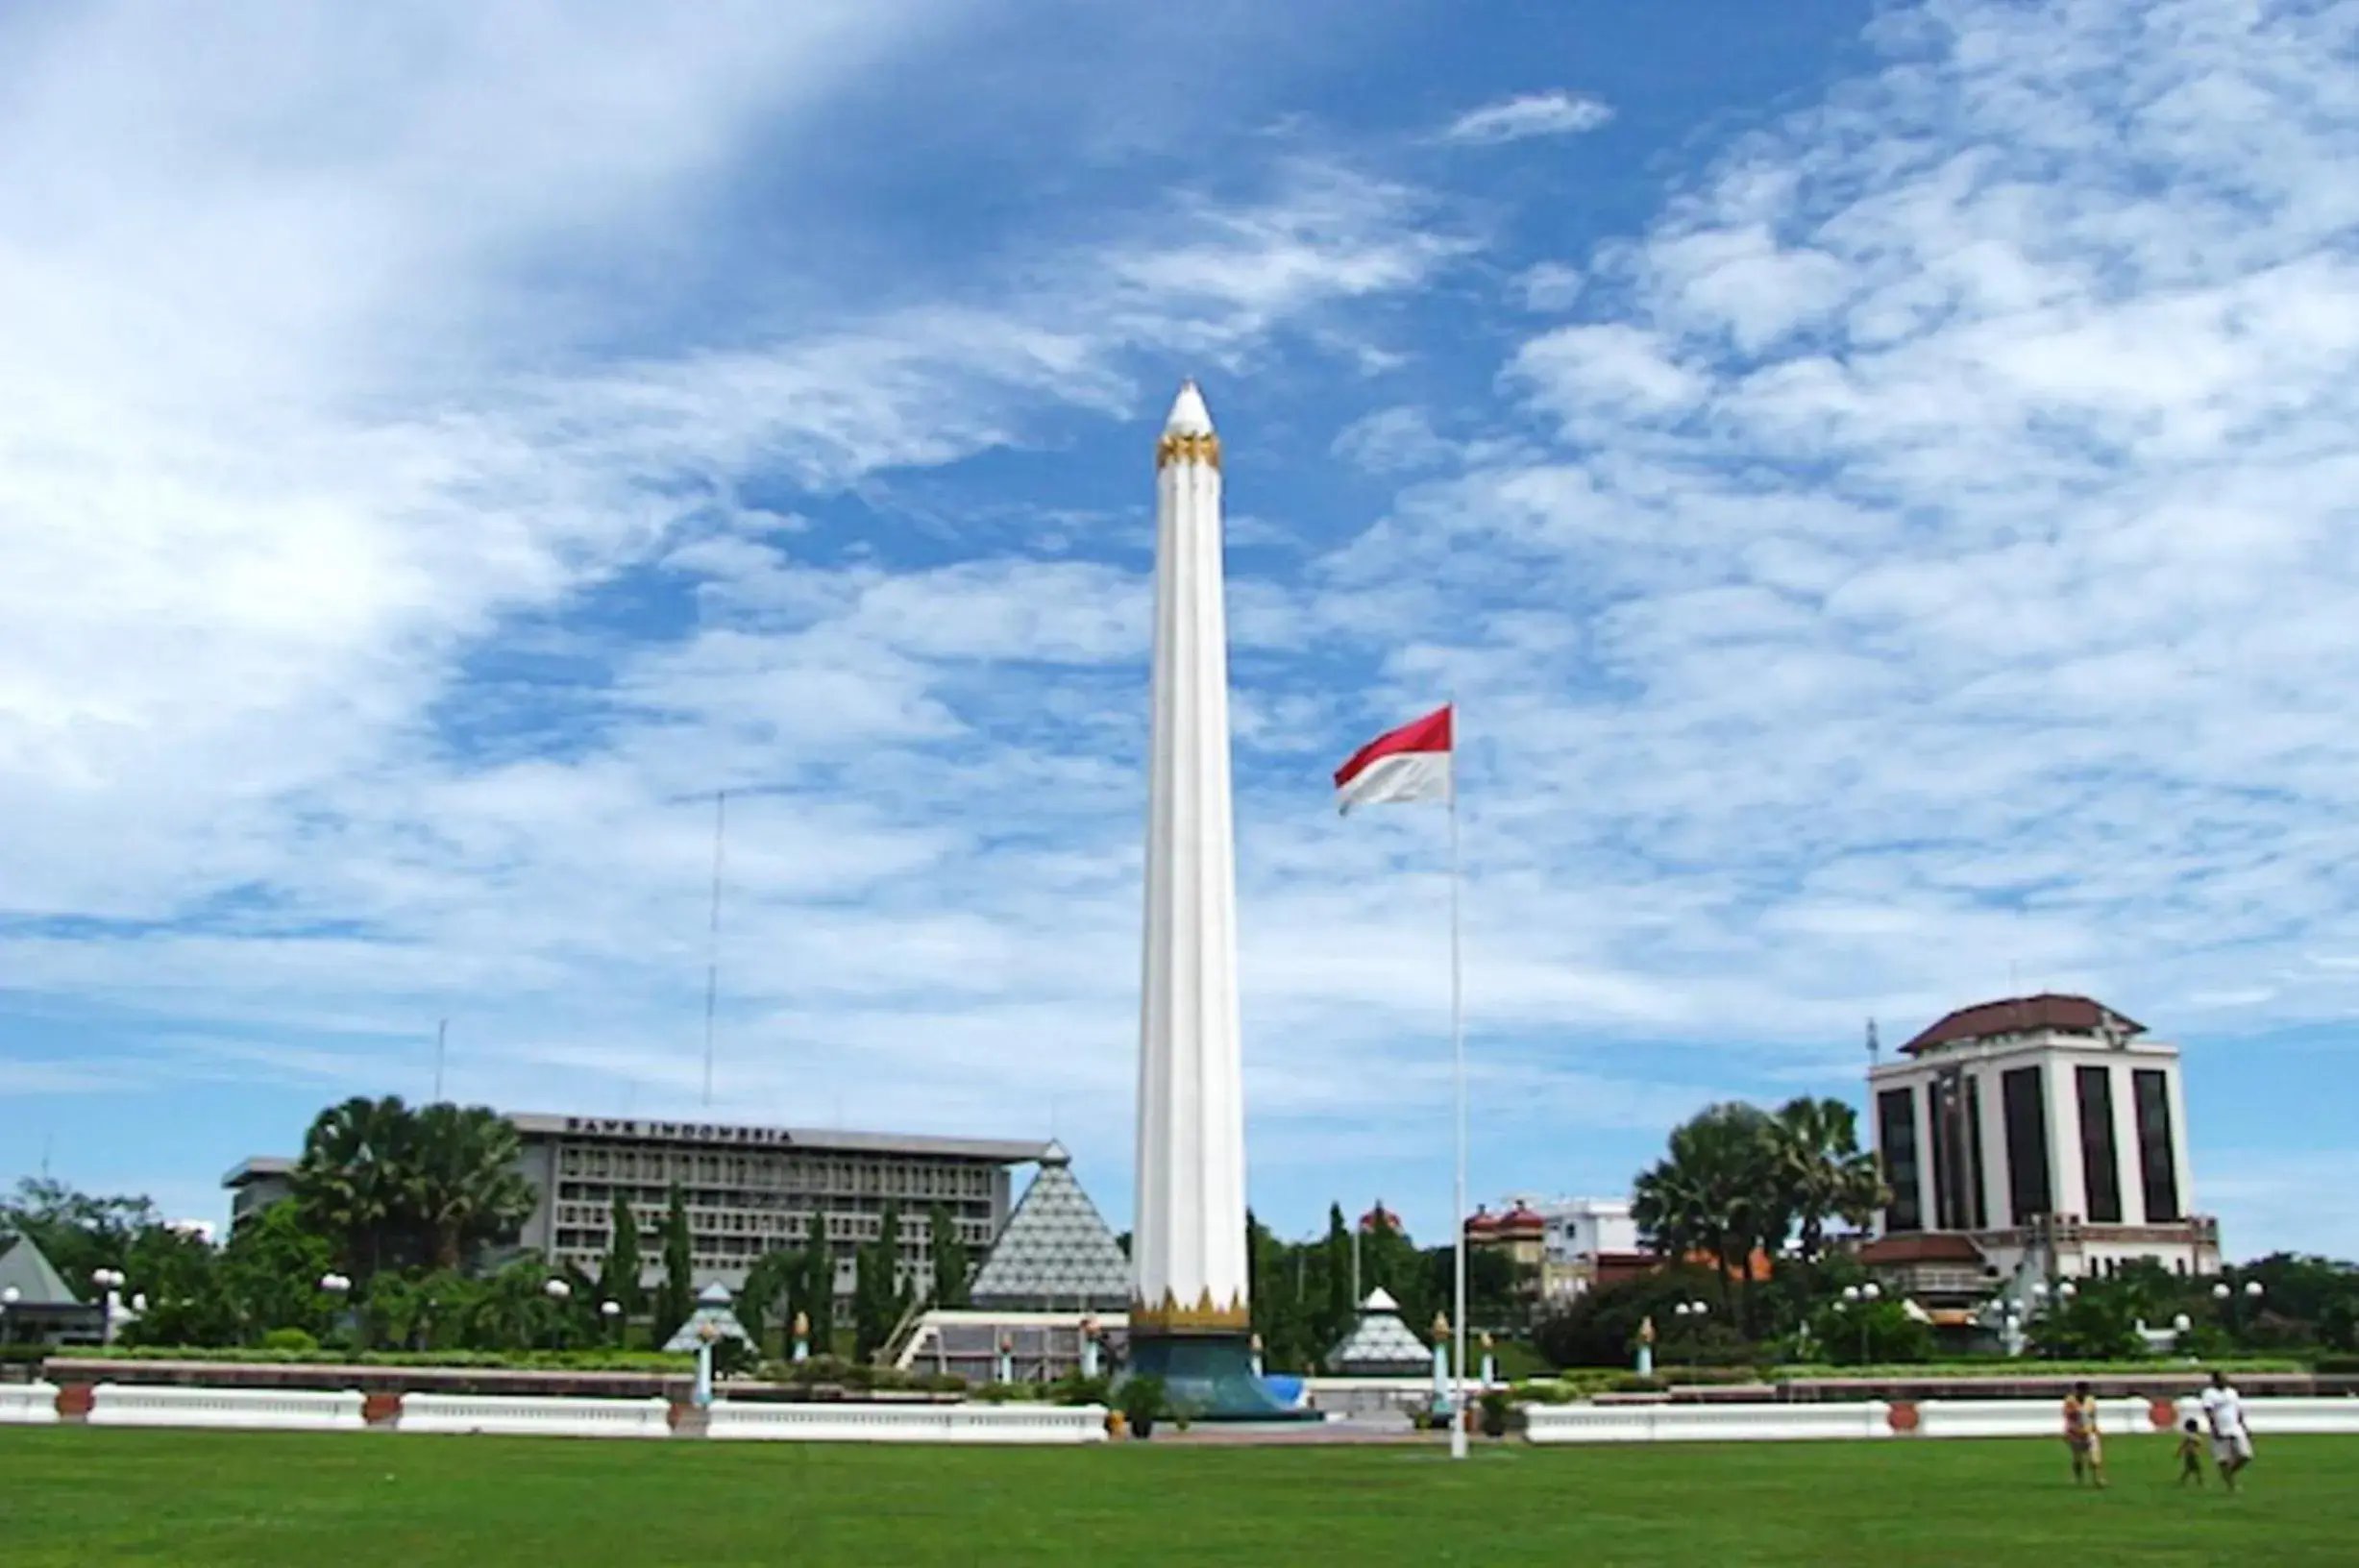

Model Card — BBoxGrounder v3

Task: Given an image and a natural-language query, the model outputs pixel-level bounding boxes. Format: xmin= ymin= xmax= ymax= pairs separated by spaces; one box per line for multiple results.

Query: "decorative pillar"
xmin=1125 ymin=381 xmax=1301 ymax=1422
xmin=996 ymin=1335 xmax=1015 ymax=1386
xmin=1431 ymin=1312 xmax=1452 ymax=1409
xmin=1080 ymin=1315 xmax=1101 ymax=1380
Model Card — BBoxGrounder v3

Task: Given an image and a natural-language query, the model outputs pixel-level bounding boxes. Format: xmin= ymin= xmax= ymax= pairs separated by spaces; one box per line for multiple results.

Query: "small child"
xmin=2177 ymin=1417 xmax=2206 ymax=1486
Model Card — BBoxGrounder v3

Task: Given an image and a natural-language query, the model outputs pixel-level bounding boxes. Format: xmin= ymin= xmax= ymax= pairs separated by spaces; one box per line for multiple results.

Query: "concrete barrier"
xmin=1909 ymin=1395 xmax=2147 ymax=1440
xmin=708 ymin=1401 xmax=1108 ymax=1444
xmin=86 ymin=1383 xmax=364 ymax=1431
xmin=397 ymin=1393 xmax=674 ymax=1438
xmin=2237 ymin=1396 xmax=2359 ymax=1435
xmin=1525 ymin=1401 xmax=1890 ymax=1445
xmin=0 ymin=1382 xmax=61 ymax=1425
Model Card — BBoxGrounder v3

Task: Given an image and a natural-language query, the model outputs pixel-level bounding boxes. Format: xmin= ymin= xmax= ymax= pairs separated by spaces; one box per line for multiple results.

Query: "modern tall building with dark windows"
xmin=1860 ymin=995 xmax=2220 ymax=1299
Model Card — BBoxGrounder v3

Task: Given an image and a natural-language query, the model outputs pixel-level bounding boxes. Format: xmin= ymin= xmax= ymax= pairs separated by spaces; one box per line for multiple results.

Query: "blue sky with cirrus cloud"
xmin=5 ymin=0 xmax=2359 ymax=1260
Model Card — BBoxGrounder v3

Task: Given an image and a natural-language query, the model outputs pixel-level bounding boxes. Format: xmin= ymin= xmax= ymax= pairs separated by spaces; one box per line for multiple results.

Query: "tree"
xmin=407 ymin=1102 xmax=535 ymax=1271
xmin=1321 ymin=1204 xmax=1353 ymax=1358
xmin=854 ymin=1204 xmax=906 ymax=1363
xmin=654 ymin=1183 xmax=695 ymax=1340
xmin=1534 ymin=1264 xmax=1724 ymax=1368
xmin=1632 ymin=1103 xmax=1792 ymax=1335
xmin=739 ymin=1247 xmax=800 ymax=1356
xmin=291 ymin=1095 xmax=413 ymax=1280
xmin=799 ymin=1243 xmax=837 ymax=1355
xmin=1772 ymin=1096 xmax=1885 ymax=1262
xmin=118 ymin=1225 xmax=233 ymax=1347
xmin=1 ymin=1178 xmax=160 ymax=1297
xmin=601 ymin=1191 xmax=645 ymax=1330
xmin=216 ymin=1202 xmax=336 ymax=1343
xmin=928 ymin=1204 xmax=971 ymax=1309
xmin=1806 ymin=1297 xmax=1934 ymax=1365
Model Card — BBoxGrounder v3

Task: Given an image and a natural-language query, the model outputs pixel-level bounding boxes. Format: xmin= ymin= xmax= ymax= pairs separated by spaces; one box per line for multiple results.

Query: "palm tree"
xmin=1772 ymin=1096 xmax=1887 ymax=1262
xmin=292 ymin=1095 xmax=413 ymax=1281
xmin=406 ymin=1103 xmax=535 ymax=1271
xmin=1633 ymin=1103 xmax=1790 ymax=1334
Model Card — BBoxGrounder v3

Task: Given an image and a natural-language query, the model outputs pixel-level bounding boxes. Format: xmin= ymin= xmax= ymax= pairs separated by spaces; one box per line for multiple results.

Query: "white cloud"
xmin=1514 ymin=261 xmax=1585 ymax=312
xmin=1441 ymin=90 xmax=1614 ymax=146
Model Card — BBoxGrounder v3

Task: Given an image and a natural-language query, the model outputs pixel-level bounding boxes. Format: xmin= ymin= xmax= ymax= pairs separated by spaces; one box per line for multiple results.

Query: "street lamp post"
xmin=317 ymin=1272 xmax=351 ymax=1345
xmin=91 ymin=1268 xmax=127 ymax=1348
xmin=601 ymin=1299 xmax=622 ymax=1348
xmin=0 ymin=1284 xmax=18 ymax=1346
xmin=544 ymin=1278 xmax=573 ymax=1353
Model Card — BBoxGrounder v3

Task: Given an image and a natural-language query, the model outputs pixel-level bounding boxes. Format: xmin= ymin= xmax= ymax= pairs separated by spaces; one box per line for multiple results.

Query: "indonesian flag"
xmin=1334 ymin=704 xmax=1453 ymax=814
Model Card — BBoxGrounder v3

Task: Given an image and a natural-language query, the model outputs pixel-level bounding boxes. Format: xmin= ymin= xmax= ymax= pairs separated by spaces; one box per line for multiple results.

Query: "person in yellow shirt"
xmin=2062 ymin=1381 xmax=2106 ymax=1488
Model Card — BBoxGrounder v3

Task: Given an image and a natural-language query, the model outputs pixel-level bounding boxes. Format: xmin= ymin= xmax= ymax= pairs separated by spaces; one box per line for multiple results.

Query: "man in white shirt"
xmin=2199 ymin=1370 xmax=2256 ymax=1489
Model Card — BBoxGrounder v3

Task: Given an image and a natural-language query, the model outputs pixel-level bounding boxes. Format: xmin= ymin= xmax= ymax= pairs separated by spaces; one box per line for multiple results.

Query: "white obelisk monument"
xmin=1128 ymin=381 xmax=1289 ymax=1416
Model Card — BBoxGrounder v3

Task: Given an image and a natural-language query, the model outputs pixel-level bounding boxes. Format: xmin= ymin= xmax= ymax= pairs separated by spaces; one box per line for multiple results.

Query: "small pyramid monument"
xmin=969 ymin=1143 xmax=1130 ymax=1311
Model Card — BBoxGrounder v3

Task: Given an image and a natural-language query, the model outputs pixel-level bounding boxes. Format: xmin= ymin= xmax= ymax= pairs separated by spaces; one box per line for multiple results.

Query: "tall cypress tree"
xmin=601 ymin=1193 xmax=644 ymax=1341
xmin=1323 ymin=1203 xmax=1354 ymax=1356
xmin=854 ymin=1204 xmax=905 ymax=1362
xmin=800 ymin=1242 xmax=836 ymax=1356
xmin=655 ymin=1182 xmax=694 ymax=1338
xmin=927 ymin=1204 xmax=970 ymax=1309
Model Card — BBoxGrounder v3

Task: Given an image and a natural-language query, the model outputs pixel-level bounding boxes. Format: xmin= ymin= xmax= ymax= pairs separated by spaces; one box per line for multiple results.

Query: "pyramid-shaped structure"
xmin=968 ymin=1144 xmax=1130 ymax=1311
xmin=1325 ymin=1287 xmax=1432 ymax=1376
xmin=0 ymin=1236 xmax=78 ymax=1306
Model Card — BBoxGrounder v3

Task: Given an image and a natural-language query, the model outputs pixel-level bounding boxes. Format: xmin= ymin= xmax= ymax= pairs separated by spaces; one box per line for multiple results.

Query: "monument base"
xmin=1124 ymin=1332 xmax=1321 ymax=1423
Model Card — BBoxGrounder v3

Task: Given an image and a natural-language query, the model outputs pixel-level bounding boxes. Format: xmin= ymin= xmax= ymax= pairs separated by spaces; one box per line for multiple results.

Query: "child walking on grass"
xmin=2177 ymin=1418 xmax=2206 ymax=1486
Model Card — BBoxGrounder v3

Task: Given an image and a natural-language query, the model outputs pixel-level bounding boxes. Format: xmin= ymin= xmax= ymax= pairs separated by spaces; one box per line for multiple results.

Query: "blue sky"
xmin=5 ymin=0 xmax=2359 ymax=1260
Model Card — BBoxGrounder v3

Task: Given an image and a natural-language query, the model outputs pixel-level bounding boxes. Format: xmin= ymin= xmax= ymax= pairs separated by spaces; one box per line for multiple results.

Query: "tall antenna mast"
xmin=1867 ymin=1017 xmax=1880 ymax=1072
xmin=702 ymin=789 xmax=727 ymax=1109
xmin=433 ymin=1017 xmax=448 ymax=1103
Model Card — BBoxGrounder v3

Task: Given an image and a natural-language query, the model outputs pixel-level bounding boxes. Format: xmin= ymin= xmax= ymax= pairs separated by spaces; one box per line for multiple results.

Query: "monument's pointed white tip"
xmin=1164 ymin=380 xmax=1214 ymax=435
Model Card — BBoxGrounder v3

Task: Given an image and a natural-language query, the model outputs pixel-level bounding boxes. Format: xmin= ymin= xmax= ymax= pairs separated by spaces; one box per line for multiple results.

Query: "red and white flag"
xmin=1333 ymin=704 xmax=1453 ymax=815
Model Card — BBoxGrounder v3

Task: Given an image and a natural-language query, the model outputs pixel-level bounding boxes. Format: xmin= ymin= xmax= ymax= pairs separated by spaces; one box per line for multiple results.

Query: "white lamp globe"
xmin=2211 ymin=1282 xmax=2230 ymax=1300
xmin=1862 ymin=1283 xmax=1882 ymax=1302
xmin=601 ymin=1300 xmax=622 ymax=1319
xmin=1690 ymin=1300 xmax=1708 ymax=1315
xmin=2058 ymin=1282 xmax=2077 ymax=1300
xmin=544 ymin=1279 xmax=572 ymax=1302
xmin=2245 ymin=1281 xmax=2264 ymax=1299
xmin=1 ymin=1286 xmax=19 ymax=1306
xmin=2173 ymin=1313 xmax=2192 ymax=1333
xmin=1842 ymin=1286 xmax=1861 ymax=1304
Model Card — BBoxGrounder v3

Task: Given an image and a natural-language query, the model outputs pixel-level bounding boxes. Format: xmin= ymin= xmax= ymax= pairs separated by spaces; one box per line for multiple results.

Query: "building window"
xmin=2001 ymin=1066 xmax=2052 ymax=1225
xmin=2133 ymin=1068 xmax=2180 ymax=1223
xmin=1877 ymin=1087 xmax=1921 ymax=1233
xmin=2076 ymin=1066 xmax=2124 ymax=1224
xmin=1928 ymin=1069 xmax=1985 ymax=1231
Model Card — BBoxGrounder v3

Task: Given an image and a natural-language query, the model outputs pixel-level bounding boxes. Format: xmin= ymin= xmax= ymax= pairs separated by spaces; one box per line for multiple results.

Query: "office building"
xmin=227 ymin=1110 xmax=1059 ymax=1301
xmin=1863 ymin=994 xmax=2220 ymax=1297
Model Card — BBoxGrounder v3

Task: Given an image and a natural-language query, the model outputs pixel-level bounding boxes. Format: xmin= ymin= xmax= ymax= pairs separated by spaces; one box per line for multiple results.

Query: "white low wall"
xmin=1911 ymin=1396 xmax=2148 ymax=1440
xmin=0 ymin=1382 xmax=61 ymax=1425
xmin=1525 ymin=1401 xmax=1890 ymax=1445
xmin=86 ymin=1383 xmax=365 ymax=1432
xmin=2237 ymin=1396 xmax=2359 ymax=1435
xmin=708 ymin=1401 xmax=1108 ymax=1444
xmin=397 ymin=1393 xmax=673 ymax=1438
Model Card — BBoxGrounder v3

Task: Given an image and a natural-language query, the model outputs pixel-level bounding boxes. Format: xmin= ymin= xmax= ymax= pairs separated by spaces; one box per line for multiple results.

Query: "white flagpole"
xmin=1448 ymin=696 xmax=1468 ymax=1462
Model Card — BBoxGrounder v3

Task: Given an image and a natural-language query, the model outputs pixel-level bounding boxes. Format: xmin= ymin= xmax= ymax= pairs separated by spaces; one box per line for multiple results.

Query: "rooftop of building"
xmin=510 ymin=1112 xmax=1055 ymax=1164
xmin=221 ymin=1155 xmax=296 ymax=1188
xmin=1859 ymin=1233 xmax=1988 ymax=1267
xmin=1901 ymin=993 xmax=2147 ymax=1058
xmin=0 ymin=1235 xmax=80 ymax=1307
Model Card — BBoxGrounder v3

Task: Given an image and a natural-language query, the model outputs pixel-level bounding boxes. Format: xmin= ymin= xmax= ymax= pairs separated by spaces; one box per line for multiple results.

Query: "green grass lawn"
xmin=2 ymin=1429 xmax=2352 ymax=1566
